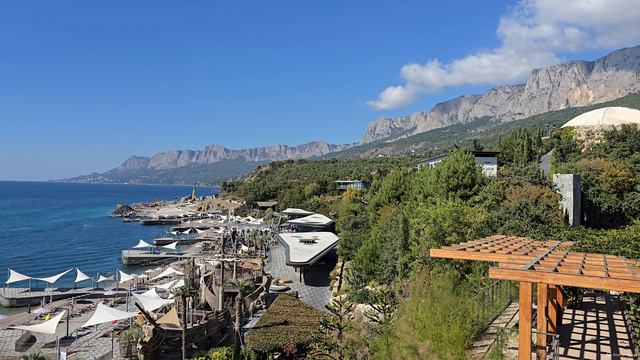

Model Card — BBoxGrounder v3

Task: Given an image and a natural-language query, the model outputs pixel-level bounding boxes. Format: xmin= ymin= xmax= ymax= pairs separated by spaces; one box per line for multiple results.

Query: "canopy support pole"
xmin=518 ymin=282 xmax=532 ymax=360
xmin=536 ymin=283 xmax=548 ymax=360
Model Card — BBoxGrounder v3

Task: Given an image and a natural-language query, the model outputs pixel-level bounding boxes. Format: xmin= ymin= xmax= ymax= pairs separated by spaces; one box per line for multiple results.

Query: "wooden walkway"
xmin=476 ymin=293 xmax=637 ymax=359
xmin=556 ymin=294 xmax=635 ymax=359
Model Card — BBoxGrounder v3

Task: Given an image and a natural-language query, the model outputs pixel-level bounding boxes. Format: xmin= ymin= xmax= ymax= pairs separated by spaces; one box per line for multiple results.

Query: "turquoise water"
xmin=0 ymin=181 xmax=217 ymax=314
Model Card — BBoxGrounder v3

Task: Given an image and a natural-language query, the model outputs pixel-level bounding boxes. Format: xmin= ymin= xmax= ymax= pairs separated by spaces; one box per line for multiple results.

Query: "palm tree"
xmin=171 ymin=259 xmax=200 ymax=360
xmin=227 ymin=277 xmax=254 ymax=359
xmin=20 ymin=352 xmax=48 ymax=360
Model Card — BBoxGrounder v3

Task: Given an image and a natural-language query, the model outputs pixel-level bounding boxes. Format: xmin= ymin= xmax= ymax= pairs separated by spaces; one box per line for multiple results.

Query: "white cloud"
xmin=368 ymin=0 xmax=640 ymax=110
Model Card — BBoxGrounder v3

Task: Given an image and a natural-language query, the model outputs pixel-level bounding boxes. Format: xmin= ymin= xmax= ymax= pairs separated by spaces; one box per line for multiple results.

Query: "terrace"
xmin=431 ymin=234 xmax=640 ymax=359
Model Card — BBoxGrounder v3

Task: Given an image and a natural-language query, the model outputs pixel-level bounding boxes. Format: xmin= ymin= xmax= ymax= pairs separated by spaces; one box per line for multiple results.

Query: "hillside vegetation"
xmin=221 ymin=157 xmax=414 ymax=207
xmin=227 ymin=122 xmax=640 ymax=359
xmin=324 ymin=92 xmax=640 ymax=159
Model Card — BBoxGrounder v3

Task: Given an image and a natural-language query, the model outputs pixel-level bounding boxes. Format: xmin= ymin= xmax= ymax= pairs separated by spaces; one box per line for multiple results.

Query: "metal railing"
xmin=473 ymin=280 xmax=517 ymax=334
xmin=532 ymin=331 xmax=560 ymax=360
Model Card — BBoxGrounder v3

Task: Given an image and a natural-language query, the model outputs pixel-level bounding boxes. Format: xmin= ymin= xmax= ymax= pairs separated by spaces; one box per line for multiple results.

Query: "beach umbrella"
xmin=155 ymin=280 xmax=177 ymax=290
xmin=118 ymin=270 xmax=136 ymax=283
xmin=6 ymin=269 xmax=32 ymax=290
xmin=74 ymin=268 xmax=92 ymax=289
xmin=33 ymin=306 xmax=50 ymax=315
xmin=151 ymin=267 xmax=183 ymax=281
xmin=162 ymin=241 xmax=179 ymax=251
xmin=132 ymin=239 xmax=153 ymax=249
xmin=12 ymin=310 xmax=66 ymax=335
xmin=81 ymin=303 xmax=138 ymax=328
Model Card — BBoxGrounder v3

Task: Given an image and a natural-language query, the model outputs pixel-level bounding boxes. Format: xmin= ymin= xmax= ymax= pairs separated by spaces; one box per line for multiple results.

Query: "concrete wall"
xmin=553 ymin=174 xmax=581 ymax=227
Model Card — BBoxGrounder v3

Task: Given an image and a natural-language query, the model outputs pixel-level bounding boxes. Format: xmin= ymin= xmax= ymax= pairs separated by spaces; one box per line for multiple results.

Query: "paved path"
xmin=264 ymin=244 xmax=335 ymax=311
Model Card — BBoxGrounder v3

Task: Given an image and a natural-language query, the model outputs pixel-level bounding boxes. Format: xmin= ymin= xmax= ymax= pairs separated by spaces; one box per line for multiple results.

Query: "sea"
xmin=0 ymin=181 xmax=218 ymax=315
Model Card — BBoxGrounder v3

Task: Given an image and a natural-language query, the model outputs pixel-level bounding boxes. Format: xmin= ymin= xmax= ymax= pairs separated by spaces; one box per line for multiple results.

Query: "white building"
xmin=416 ymin=150 xmax=499 ymax=177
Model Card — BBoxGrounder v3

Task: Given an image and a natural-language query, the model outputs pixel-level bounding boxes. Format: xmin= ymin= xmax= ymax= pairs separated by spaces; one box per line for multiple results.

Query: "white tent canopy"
xmin=141 ymin=288 xmax=161 ymax=297
xmin=152 ymin=267 xmax=183 ymax=281
xmin=162 ymin=242 xmax=178 ymax=251
xmin=286 ymin=213 xmax=334 ymax=227
xmin=74 ymin=268 xmax=91 ymax=283
xmin=133 ymin=289 xmax=174 ymax=312
xmin=181 ymin=229 xmax=191 ymax=234
xmin=6 ymin=269 xmax=31 ymax=284
xmin=35 ymin=269 xmax=73 ymax=285
xmin=133 ymin=239 xmax=154 ymax=249
xmin=81 ymin=303 xmax=138 ymax=328
xmin=172 ymin=279 xmax=185 ymax=289
xmin=155 ymin=280 xmax=177 ymax=290
xmin=118 ymin=270 xmax=137 ymax=283
xmin=12 ymin=311 xmax=66 ymax=335
xmin=96 ymin=275 xmax=114 ymax=283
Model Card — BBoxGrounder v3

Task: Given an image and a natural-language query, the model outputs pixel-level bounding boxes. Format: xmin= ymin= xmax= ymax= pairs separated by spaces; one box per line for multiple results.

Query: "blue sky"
xmin=0 ymin=0 xmax=637 ymax=180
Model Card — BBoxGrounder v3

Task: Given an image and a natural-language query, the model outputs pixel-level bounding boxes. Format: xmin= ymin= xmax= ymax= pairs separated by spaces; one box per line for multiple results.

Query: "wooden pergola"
xmin=430 ymin=234 xmax=640 ymax=359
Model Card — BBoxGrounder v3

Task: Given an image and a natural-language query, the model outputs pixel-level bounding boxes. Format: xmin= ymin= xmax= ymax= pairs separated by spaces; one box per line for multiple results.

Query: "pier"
xmin=0 ymin=288 xmax=91 ymax=308
xmin=121 ymin=250 xmax=185 ymax=265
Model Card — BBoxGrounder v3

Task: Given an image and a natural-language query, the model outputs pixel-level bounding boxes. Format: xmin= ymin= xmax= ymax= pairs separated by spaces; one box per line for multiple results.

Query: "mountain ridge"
xmin=359 ymin=46 xmax=640 ymax=144
xmin=66 ymin=46 xmax=640 ymax=185
xmin=65 ymin=141 xmax=353 ymax=185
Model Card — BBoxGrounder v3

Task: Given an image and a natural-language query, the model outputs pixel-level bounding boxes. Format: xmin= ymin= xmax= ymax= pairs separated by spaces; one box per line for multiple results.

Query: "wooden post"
xmin=519 ymin=282 xmax=532 ymax=360
xmin=547 ymin=285 xmax=557 ymax=333
xmin=556 ymin=286 xmax=564 ymax=327
xmin=536 ymin=283 xmax=548 ymax=360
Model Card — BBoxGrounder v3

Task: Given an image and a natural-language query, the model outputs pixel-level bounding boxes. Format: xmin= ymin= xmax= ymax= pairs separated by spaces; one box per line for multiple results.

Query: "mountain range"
xmin=64 ymin=46 xmax=640 ymax=185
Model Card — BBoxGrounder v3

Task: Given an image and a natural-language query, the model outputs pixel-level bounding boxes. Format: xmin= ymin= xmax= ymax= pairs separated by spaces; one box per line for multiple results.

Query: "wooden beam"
xmin=489 ymin=267 xmax=640 ymax=293
xmin=519 ymin=282 xmax=532 ymax=360
xmin=537 ymin=283 xmax=548 ymax=360
xmin=429 ymin=248 xmax=536 ymax=263
xmin=547 ymin=285 xmax=557 ymax=333
xmin=522 ymin=241 xmax=562 ymax=270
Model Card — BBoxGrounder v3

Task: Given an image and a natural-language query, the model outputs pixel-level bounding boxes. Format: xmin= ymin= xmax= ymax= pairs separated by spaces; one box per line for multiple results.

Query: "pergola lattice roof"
xmin=430 ymin=234 xmax=640 ymax=293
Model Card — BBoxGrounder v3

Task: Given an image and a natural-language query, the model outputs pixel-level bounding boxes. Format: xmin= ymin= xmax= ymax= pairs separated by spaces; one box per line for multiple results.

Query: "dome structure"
xmin=562 ymin=107 xmax=640 ymax=128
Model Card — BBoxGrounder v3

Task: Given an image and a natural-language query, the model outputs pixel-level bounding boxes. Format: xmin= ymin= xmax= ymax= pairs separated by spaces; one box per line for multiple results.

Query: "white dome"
xmin=562 ymin=107 xmax=640 ymax=128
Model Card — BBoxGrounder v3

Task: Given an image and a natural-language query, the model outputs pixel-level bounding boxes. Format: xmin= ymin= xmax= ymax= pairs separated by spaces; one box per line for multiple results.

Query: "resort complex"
xmin=0 ymin=194 xmax=342 ymax=359
xmin=4 ymin=2 xmax=640 ymax=357
xmin=3 ymin=106 xmax=640 ymax=359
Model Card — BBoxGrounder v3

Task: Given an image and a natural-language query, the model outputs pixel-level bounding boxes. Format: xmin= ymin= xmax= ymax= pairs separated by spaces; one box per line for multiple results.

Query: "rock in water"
xmin=112 ymin=204 xmax=136 ymax=217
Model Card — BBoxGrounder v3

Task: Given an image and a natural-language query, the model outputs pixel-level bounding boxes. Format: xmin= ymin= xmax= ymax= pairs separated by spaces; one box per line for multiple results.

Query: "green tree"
xmin=409 ymin=200 xmax=490 ymax=270
xmin=497 ymin=128 xmax=543 ymax=166
xmin=20 ymin=352 xmax=49 ymax=360
xmin=370 ymin=168 xmax=411 ymax=212
xmin=372 ymin=270 xmax=475 ymax=360
xmin=412 ymin=149 xmax=484 ymax=204
xmin=226 ymin=277 xmax=255 ymax=359
xmin=312 ymin=297 xmax=354 ymax=360
xmin=353 ymin=205 xmax=409 ymax=284
xmin=171 ymin=259 xmax=201 ymax=360
xmin=495 ymin=183 xmax=562 ymax=238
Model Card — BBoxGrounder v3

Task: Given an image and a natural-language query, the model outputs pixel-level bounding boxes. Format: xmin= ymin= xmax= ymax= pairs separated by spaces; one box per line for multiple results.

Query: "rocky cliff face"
xmin=115 ymin=141 xmax=352 ymax=171
xmin=360 ymin=46 xmax=640 ymax=144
